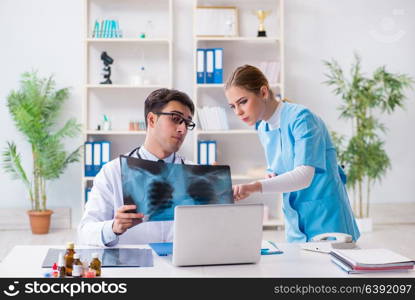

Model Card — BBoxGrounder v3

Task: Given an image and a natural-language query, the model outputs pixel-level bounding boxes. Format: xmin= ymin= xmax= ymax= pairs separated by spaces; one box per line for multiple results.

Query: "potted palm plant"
xmin=323 ymin=54 xmax=413 ymax=232
xmin=2 ymin=71 xmax=82 ymax=234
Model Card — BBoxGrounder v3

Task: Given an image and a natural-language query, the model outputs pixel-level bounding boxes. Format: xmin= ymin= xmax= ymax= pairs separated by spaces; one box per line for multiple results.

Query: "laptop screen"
xmin=120 ymin=155 xmax=233 ymax=221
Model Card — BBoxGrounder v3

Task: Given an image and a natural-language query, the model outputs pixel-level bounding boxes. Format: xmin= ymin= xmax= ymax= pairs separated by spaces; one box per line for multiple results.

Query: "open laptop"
xmin=172 ymin=203 xmax=264 ymax=267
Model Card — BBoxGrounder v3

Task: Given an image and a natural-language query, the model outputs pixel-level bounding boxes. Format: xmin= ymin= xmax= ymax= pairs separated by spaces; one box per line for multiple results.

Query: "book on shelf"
xmin=197 ymin=106 xmax=229 ymax=131
xmin=330 ymin=248 xmax=414 ymax=274
xmin=92 ymin=19 xmax=122 ymax=38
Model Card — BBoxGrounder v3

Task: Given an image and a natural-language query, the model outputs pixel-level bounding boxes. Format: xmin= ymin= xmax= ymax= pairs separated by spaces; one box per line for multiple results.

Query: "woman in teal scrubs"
xmin=225 ymin=65 xmax=360 ymax=242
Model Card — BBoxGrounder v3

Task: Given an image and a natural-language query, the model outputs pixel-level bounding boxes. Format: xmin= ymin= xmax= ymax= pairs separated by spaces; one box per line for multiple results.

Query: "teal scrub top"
xmin=257 ymin=102 xmax=360 ymax=243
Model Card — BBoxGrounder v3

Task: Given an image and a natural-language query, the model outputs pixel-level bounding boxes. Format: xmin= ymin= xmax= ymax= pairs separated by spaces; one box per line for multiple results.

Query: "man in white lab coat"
xmin=78 ymin=88 xmax=195 ymax=246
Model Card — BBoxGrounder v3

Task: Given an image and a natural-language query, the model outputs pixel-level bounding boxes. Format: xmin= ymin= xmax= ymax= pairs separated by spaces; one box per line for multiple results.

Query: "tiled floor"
xmin=1 ymin=223 xmax=414 ymax=263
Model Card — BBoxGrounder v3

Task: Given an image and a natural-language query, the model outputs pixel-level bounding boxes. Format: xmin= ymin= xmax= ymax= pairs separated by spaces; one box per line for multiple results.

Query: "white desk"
xmin=0 ymin=244 xmax=413 ymax=278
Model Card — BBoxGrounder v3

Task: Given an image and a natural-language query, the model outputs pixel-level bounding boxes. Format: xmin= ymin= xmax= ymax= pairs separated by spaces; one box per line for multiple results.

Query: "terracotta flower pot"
xmin=27 ymin=210 xmax=53 ymax=234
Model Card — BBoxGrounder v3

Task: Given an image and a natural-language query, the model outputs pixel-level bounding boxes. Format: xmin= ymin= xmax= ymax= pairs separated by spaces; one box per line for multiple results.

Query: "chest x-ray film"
xmin=120 ymin=155 xmax=233 ymax=221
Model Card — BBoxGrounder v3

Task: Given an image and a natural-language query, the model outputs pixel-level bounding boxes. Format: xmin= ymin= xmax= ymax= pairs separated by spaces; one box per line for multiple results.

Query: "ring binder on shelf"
xmin=198 ymin=140 xmax=217 ymax=165
xmin=213 ymin=48 xmax=223 ymax=84
xmin=208 ymin=140 xmax=217 ymax=165
xmin=205 ymin=49 xmax=214 ymax=83
xmin=101 ymin=141 xmax=111 ymax=167
xmin=197 ymin=48 xmax=205 ymax=84
xmin=84 ymin=142 xmax=94 ymax=177
xmin=93 ymin=142 xmax=102 ymax=176
xmin=198 ymin=140 xmax=208 ymax=165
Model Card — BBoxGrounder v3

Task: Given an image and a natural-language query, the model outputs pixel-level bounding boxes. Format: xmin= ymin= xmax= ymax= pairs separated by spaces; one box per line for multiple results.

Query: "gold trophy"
xmin=254 ymin=9 xmax=271 ymax=37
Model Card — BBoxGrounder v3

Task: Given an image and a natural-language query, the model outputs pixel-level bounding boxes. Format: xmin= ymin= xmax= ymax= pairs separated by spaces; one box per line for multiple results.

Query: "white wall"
xmin=0 ymin=0 xmax=84 ymax=226
xmin=0 ymin=0 xmax=414 ymax=227
xmin=284 ymin=0 xmax=415 ymax=206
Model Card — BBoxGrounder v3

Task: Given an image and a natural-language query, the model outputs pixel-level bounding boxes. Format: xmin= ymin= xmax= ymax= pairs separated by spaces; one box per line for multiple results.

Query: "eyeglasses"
xmin=154 ymin=112 xmax=196 ymax=130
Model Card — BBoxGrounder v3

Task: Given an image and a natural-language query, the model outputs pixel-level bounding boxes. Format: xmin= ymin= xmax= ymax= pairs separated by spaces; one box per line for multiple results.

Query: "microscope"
xmin=100 ymin=51 xmax=114 ymax=84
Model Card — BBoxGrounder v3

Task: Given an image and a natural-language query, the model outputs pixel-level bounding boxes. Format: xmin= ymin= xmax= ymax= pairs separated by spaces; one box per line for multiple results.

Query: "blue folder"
xmin=101 ymin=141 xmax=111 ymax=167
xmin=205 ymin=49 xmax=214 ymax=83
xmin=207 ymin=140 xmax=217 ymax=165
xmin=148 ymin=242 xmax=282 ymax=257
xmin=196 ymin=48 xmax=205 ymax=84
xmin=197 ymin=140 xmax=208 ymax=165
xmin=84 ymin=142 xmax=94 ymax=177
xmin=92 ymin=141 xmax=102 ymax=176
xmin=213 ymin=48 xmax=223 ymax=83
xmin=85 ymin=187 xmax=91 ymax=203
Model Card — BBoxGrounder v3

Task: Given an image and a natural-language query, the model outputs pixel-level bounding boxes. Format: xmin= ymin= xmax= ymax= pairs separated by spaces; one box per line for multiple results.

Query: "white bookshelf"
xmin=196 ymin=83 xmax=281 ymax=89
xmin=85 ymin=130 xmax=147 ymax=135
xmin=263 ymin=218 xmax=284 ymax=228
xmin=196 ymin=37 xmax=280 ymax=42
xmin=196 ymin=129 xmax=257 ymax=135
xmin=193 ymin=0 xmax=285 ymax=227
xmin=86 ymin=38 xmax=171 ymax=43
xmin=80 ymin=0 xmax=283 ymax=229
xmin=82 ymin=0 xmax=173 ymax=207
xmin=86 ymin=84 xmax=166 ymax=89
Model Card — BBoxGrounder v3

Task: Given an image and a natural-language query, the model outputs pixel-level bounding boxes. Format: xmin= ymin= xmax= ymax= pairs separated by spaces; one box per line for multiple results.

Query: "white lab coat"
xmin=77 ymin=148 xmax=192 ymax=247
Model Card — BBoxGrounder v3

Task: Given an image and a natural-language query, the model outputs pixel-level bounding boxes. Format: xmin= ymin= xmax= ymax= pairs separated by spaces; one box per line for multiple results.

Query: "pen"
xmin=267 ymin=240 xmax=283 ymax=254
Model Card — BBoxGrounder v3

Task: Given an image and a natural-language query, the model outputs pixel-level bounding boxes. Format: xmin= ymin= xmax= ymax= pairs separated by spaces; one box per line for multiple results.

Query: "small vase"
xmin=356 ymin=217 xmax=373 ymax=233
xmin=27 ymin=210 xmax=53 ymax=234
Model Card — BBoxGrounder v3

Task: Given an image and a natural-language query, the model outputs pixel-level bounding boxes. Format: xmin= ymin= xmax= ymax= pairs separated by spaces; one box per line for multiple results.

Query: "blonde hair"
xmin=225 ymin=64 xmax=274 ymax=100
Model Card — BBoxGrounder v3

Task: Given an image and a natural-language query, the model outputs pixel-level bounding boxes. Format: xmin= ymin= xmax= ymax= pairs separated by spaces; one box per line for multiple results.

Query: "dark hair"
xmin=144 ymin=88 xmax=195 ymax=126
xmin=225 ymin=64 xmax=274 ymax=100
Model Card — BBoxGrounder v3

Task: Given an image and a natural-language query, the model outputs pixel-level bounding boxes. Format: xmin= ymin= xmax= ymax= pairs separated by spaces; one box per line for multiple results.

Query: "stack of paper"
xmin=197 ymin=106 xmax=229 ymax=131
xmin=258 ymin=61 xmax=281 ymax=84
xmin=330 ymin=249 xmax=414 ymax=274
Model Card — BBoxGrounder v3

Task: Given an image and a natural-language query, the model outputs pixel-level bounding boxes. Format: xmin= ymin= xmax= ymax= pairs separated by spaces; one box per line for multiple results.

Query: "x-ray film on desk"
xmin=120 ymin=155 xmax=233 ymax=221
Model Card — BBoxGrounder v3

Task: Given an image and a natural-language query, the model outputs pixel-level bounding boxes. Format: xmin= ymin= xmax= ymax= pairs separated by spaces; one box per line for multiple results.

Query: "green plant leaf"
xmin=4 ymin=71 xmax=82 ymax=210
xmin=323 ymin=54 xmax=413 ymax=213
xmin=1 ymin=142 xmax=33 ymax=201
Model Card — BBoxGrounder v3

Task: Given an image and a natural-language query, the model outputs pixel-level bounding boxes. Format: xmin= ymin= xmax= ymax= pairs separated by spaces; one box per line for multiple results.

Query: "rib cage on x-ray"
xmin=120 ymin=156 xmax=233 ymax=221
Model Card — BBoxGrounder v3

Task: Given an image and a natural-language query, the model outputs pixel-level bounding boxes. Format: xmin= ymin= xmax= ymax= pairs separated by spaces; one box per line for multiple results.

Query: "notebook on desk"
xmin=172 ymin=203 xmax=264 ymax=267
xmin=330 ymin=248 xmax=414 ymax=274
